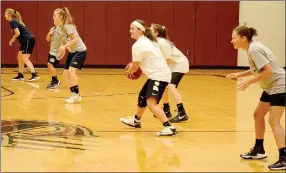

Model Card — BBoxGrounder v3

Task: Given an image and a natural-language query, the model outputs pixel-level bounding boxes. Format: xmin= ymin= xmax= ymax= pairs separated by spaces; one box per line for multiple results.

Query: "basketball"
xmin=125 ymin=63 xmax=142 ymax=80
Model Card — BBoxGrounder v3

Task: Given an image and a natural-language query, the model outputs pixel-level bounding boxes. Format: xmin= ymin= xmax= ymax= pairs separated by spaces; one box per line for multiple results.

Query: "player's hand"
xmin=56 ymin=52 xmax=64 ymax=60
xmin=9 ymin=39 xmax=15 ymax=46
xmin=226 ymin=72 xmax=240 ymax=79
xmin=125 ymin=64 xmax=134 ymax=78
xmin=237 ymin=80 xmax=252 ymax=91
xmin=48 ymin=30 xmax=56 ymax=36
xmin=58 ymin=46 xmax=66 ymax=56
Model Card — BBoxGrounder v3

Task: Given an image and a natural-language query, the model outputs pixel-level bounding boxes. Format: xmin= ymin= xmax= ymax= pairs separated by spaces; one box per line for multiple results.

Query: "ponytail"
xmin=151 ymin=23 xmax=174 ymax=46
xmin=248 ymin=27 xmax=258 ymax=38
xmin=133 ymin=20 xmax=157 ymax=42
xmin=62 ymin=7 xmax=73 ymax=26
xmin=15 ymin=11 xmax=25 ymax=26
xmin=144 ymin=28 xmax=157 ymax=42
xmin=161 ymin=26 xmax=169 ymax=40
xmin=5 ymin=8 xmax=25 ymax=26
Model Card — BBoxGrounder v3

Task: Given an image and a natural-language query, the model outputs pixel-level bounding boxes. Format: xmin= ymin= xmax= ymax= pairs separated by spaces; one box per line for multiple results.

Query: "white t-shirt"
xmin=132 ymin=36 xmax=171 ymax=82
xmin=157 ymin=37 xmax=189 ymax=73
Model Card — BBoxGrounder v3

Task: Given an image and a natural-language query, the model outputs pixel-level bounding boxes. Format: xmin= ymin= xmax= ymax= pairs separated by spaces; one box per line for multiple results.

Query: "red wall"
xmin=1 ymin=1 xmax=239 ymax=66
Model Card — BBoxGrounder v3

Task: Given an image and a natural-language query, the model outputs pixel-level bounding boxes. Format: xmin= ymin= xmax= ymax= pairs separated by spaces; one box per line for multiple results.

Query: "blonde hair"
xmin=5 ymin=8 xmax=25 ymax=26
xmin=55 ymin=7 xmax=75 ymax=28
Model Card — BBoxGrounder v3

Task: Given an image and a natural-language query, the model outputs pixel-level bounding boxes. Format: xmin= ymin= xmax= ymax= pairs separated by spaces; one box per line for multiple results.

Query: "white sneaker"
xmin=65 ymin=93 xmax=82 ymax=104
xmin=120 ymin=117 xmax=141 ymax=128
xmin=156 ymin=126 xmax=177 ymax=136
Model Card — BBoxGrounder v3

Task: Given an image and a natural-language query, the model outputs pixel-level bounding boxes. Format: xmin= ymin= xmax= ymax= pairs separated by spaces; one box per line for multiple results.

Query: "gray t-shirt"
xmin=60 ymin=24 xmax=87 ymax=53
xmin=248 ymin=41 xmax=285 ymax=95
xmin=49 ymin=26 xmax=61 ymax=57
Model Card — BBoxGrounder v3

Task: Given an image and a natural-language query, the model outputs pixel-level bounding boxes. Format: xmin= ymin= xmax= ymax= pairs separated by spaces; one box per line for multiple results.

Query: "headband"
xmin=132 ymin=21 xmax=146 ymax=32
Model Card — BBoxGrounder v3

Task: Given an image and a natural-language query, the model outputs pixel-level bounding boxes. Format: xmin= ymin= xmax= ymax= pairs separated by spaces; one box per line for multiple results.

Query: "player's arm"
xmin=226 ymin=70 xmax=253 ymax=79
xmin=248 ymin=49 xmax=272 ymax=83
xmin=248 ymin=64 xmax=273 ymax=84
xmin=158 ymin=40 xmax=173 ymax=64
xmin=128 ymin=61 xmax=140 ymax=74
xmin=12 ymin=28 xmax=20 ymax=40
xmin=9 ymin=21 xmax=20 ymax=45
xmin=57 ymin=38 xmax=66 ymax=60
xmin=62 ymin=33 xmax=78 ymax=49
xmin=46 ymin=28 xmax=55 ymax=42
xmin=128 ymin=44 xmax=142 ymax=74
xmin=237 ymin=70 xmax=253 ymax=77
xmin=61 ymin=25 xmax=79 ymax=49
xmin=9 ymin=28 xmax=20 ymax=46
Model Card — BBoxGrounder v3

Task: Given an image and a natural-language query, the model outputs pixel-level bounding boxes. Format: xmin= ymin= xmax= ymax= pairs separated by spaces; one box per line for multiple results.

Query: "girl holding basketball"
xmin=5 ymin=8 xmax=39 ymax=81
xmin=150 ymin=24 xmax=189 ymax=123
xmin=53 ymin=7 xmax=87 ymax=103
xmin=120 ymin=20 xmax=177 ymax=136
xmin=227 ymin=26 xmax=285 ymax=170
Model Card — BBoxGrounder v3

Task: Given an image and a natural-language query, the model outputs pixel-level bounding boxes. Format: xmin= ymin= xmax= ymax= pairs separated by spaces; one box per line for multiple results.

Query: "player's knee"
xmin=168 ymin=83 xmax=176 ymax=89
xmin=138 ymin=95 xmax=147 ymax=108
xmin=146 ymin=97 xmax=157 ymax=108
xmin=63 ymin=70 xmax=69 ymax=77
xmin=47 ymin=62 xmax=53 ymax=68
xmin=21 ymin=56 xmax=29 ymax=63
xmin=68 ymin=68 xmax=76 ymax=76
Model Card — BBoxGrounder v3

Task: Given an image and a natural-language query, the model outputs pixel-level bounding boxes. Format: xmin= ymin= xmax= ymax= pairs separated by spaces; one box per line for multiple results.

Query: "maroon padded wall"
xmin=1 ymin=1 xmax=239 ymax=67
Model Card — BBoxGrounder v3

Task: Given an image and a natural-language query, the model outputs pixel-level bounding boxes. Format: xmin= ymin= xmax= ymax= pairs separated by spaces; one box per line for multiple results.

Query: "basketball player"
xmin=46 ymin=24 xmax=62 ymax=89
xmin=150 ymin=24 xmax=189 ymax=123
xmin=53 ymin=7 xmax=87 ymax=103
xmin=4 ymin=8 xmax=39 ymax=81
xmin=120 ymin=20 xmax=177 ymax=136
xmin=227 ymin=26 xmax=285 ymax=170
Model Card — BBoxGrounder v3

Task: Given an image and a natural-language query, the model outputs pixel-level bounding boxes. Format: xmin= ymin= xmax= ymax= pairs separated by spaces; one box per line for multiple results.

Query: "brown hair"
xmin=233 ymin=26 xmax=257 ymax=41
xmin=134 ymin=20 xmax=157 ymax=42
xmin=151 ymin=23 xmax=174 ymax=46
xmin=5 ymin=8 xmax=25 ymax=26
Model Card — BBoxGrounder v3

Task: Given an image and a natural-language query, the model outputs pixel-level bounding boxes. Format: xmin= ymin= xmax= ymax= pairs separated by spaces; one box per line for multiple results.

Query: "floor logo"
xmin=1 ymin=120 xmax=98 ymax=151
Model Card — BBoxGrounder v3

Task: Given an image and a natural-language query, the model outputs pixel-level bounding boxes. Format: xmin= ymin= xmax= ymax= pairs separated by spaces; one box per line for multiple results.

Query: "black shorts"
xmin=260 ymin=91 xmax=286 ymax=107
xmin=170 ymin=72 xmax=185 ymax=87
xmin=48 ymin=54 xmax=60 ymax=65
xmin=139 ymin=79 xmax=168 ymax=104
xmin=64 ymin=50 xmax=87 ymax=70
xmin=20 ymin=37 xmax=35 ymax=54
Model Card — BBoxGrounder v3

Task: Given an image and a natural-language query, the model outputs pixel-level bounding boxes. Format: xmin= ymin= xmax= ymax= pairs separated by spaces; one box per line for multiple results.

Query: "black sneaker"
xmin=169 ymin=110 xmax=189 ymax=123
xmin=153 ymin=107 xmax=172 ymax=118
xmin=47 ymin=80 xmax=61 ymax=89
xmin=240 ymin=147 xmax=267 ymax=159
xmin=268 ymin=156 xmax=286 ymax=171
xmin=11 ymin=73 xmax=24 ymax=81
xmin=28 ymin=73 xmax=40 ymax=82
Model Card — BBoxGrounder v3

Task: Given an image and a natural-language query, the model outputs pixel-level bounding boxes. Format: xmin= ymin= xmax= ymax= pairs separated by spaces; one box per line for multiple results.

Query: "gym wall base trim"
xmin=3 ymin=64 xmax=284 ymax=70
